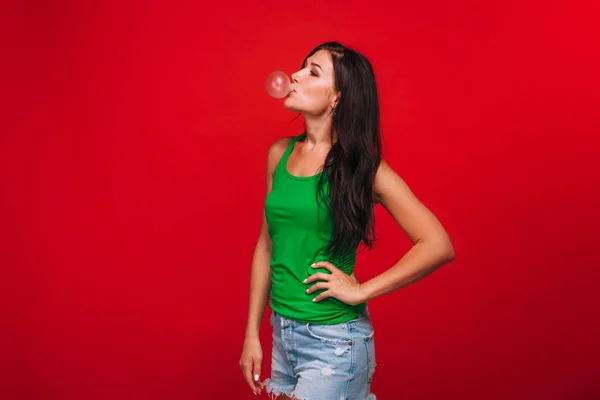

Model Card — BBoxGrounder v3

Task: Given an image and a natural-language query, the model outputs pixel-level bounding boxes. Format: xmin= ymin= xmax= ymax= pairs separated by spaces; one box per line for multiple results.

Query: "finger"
xmin=241 ymin=361 xmax=258 ymax=393
xmin=243 ymin=367 xmax=258 ymax=393
xmin=304 ymin=272 xmax=331 ymax=284
xmin=313 ymin=289 xmax=332 ymax=303
xmin=312 ymin=261 xmax=337 ymax=272
xmin=306 ymin=282 xmax=329 ymax=295
xmin=253 ymin=360 xmax=262 ymax=393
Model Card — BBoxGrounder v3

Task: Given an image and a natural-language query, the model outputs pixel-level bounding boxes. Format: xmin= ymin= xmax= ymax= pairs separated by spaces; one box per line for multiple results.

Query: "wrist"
xmin=244 ymin=330 xmax=260 ymax=341
xmin=358 ymin=282 xmax=372 ymax=303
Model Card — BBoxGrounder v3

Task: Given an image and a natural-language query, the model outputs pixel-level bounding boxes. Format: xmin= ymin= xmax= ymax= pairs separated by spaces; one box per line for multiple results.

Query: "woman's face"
xmin=283 ymin=49 xmax=340 ymax=116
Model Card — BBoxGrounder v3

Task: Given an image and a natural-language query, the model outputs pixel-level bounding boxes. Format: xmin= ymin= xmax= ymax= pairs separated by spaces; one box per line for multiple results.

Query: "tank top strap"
xmin=275 ymin=132 xmax=306 ymax=174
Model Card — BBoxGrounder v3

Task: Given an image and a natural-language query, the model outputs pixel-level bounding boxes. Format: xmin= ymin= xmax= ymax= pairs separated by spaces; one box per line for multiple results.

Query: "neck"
xmin=303 ymin=115 xmax=336 ymax=149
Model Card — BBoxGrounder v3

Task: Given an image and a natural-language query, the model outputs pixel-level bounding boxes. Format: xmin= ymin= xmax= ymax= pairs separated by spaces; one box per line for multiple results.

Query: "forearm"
xmin=360 ymin=240 xmax=455 ymax=302
xmin=244 ymin=241 xmax=272 ymax=340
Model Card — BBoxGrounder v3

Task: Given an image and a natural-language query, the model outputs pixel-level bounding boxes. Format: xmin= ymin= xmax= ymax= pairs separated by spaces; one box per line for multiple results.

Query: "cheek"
xmin=320 ymin=84 xmax=336 ymax=101
xmin=308 ymin=85 xmax=331 ymax=102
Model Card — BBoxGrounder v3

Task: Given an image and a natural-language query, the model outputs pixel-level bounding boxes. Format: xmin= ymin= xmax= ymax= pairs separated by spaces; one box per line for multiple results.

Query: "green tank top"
xmin=264 ymin=132 xmax=367 ymax=324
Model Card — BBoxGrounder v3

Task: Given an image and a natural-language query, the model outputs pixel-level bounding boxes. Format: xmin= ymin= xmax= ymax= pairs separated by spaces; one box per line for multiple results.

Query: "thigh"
xmin=268 ymin=312 xmax=297 ymax=386
xmin=293 ymin=312 xmax=377 ymax=400
xmin=346 ymin=317 xmax=377 ymax=399
xmin=263 ymin=312 xmax=299 ymax=398
xmin=292 ymin=321 xmax=354 ymax=400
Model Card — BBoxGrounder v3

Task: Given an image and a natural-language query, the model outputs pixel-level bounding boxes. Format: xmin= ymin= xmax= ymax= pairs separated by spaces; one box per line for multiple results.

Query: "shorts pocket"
xmin=305 ymin=322 xmax=353 ymax=346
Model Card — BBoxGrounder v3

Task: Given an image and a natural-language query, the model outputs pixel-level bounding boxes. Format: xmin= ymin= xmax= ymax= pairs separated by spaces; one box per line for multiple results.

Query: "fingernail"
xmin=312 ymin=298 xmax=316 ymax=302
xmin=305 ymin=289 xmax=308 ymax=293
xmin=254 ymin=373 xmax=259 ymax=381
xmin=303 ymin=278 xmax=307 ymax=283
xmin=311 ymin=263 xmax=315 ymax=267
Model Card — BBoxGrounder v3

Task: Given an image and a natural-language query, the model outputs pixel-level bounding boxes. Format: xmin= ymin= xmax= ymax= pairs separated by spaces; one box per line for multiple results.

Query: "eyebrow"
xmin=309 ymin=62 xmax=323 ymax=72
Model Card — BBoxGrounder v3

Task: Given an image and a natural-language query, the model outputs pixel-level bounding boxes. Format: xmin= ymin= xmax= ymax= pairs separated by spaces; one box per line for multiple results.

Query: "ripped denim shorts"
xmin=263 ymin=308 xmax=376 ymax=400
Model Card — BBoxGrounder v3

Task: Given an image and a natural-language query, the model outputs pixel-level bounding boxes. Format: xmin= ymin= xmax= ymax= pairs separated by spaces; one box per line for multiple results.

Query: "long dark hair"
xmin=293 ymin=41 xmax=383 ymax=264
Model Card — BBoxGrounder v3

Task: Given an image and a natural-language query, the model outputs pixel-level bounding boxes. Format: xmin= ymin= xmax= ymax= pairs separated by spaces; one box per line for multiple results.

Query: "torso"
xmin=264 ymin=132 xmax=367 ymax=323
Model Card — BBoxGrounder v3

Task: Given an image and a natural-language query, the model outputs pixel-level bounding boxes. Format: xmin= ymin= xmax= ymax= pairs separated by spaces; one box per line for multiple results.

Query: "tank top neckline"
xmin=283 ymin=132 xmax=324 ymax=181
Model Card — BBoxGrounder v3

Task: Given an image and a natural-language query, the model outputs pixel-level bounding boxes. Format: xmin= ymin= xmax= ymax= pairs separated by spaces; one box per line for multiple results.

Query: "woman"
xmin=239 ymin=41 xmax=455 ymax=400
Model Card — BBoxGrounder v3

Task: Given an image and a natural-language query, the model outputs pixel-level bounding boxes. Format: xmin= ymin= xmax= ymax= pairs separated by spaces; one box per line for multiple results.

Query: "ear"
xmin=331 ymin=91 xmax=341 ymax=109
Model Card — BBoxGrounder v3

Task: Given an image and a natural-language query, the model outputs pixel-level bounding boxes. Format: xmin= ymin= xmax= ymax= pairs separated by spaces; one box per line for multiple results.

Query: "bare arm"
xmin=243 ymin=138 xmax=291 ymax=339
xmin=244 ymin=210 xmax=272 ymax=339
xmin=359 ymin=159 xmax=456 ymax=301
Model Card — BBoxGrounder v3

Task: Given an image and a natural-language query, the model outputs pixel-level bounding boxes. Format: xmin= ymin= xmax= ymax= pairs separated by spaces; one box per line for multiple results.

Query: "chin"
xmin=283 ymin=100 xmax=302 ymax=113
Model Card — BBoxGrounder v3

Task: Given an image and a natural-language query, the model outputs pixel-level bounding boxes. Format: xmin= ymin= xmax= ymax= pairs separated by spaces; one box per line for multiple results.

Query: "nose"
xmin=291 ymin=71 xmax=299 ymax=84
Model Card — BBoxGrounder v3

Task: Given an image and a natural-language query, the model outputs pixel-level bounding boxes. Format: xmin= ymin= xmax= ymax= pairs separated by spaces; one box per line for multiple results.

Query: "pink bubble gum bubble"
xmin=265 ymin=70 xmax=292 ymax=99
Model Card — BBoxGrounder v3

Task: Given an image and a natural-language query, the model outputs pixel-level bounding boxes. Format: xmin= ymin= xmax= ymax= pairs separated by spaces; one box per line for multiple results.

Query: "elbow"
xmin=430 ymin=238 xmax=455 ymax=263
xmin=417 ymin=236 xmax=455 ymax=264
xmin=443 ymin=241 xmax=456 ymax=262
xmin=446 ymin=247 xmax=455 ymax=262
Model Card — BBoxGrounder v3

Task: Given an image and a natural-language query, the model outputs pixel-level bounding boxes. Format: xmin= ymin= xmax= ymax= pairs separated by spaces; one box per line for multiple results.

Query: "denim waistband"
xmin=273 ymin=306 xmax=371 ymax=327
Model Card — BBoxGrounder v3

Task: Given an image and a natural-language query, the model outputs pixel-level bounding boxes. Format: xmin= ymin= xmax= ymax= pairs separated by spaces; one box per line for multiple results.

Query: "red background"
xmin=2 ymin=1 xmax=599 ymax=399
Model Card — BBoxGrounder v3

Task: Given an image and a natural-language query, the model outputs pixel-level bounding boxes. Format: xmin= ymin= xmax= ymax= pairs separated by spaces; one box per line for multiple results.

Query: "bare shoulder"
xmin=372 ymin=158 xmax=414 ymax=205
xmin=373 ymin=158 xmax=453 ymax=249
xmin=266 ymin=136 xmax=294 ymax=174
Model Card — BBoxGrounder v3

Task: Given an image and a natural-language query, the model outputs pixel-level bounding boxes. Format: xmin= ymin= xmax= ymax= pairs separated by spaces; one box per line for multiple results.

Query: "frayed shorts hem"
xmin=263 ymin=378 xmax=296 ymax=399
xmin=263 ymin=378 xmax=376 ymax=400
